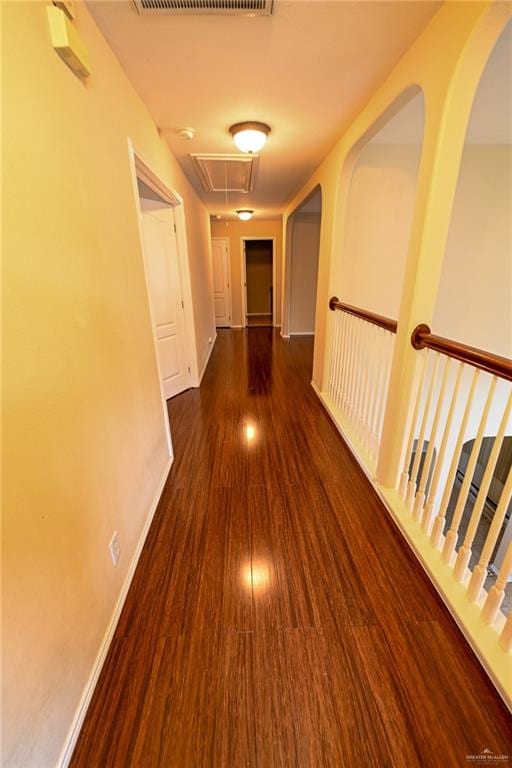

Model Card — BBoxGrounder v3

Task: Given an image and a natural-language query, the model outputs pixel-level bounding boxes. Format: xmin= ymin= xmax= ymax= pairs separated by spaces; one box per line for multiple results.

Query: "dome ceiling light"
xmin=230 ymin=122 xmax=270 ymax=154
xmin=236 ymin=209 xmax=254 ymax=221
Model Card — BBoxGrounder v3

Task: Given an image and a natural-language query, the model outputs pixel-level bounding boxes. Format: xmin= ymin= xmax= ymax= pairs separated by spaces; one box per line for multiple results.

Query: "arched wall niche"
xmin=432 ymin=19 xmax=512 ymax=359
xmin=333 ymin=86 xmax=426 ymax=321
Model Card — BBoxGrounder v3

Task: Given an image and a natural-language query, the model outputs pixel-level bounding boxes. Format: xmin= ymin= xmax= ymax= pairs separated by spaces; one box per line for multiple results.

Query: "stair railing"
xmin=327 ymin=297 xmax=397 ymax=464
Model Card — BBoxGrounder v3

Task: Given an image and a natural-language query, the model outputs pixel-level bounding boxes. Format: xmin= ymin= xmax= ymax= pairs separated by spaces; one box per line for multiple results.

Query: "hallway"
xmin=71 ymin=330 xmax=512 ymax=767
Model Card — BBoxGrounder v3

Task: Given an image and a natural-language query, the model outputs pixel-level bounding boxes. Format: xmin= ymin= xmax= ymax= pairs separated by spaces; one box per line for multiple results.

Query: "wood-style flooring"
xmin=71 ymin=329 xmax=512 ymax=768
xmin=247 ymin=314 xmax=273 ymax=326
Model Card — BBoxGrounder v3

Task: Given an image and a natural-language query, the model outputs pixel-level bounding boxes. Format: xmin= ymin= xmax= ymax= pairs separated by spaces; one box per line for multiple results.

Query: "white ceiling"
xmin=88 ymin=0 xmax=442 ymax=218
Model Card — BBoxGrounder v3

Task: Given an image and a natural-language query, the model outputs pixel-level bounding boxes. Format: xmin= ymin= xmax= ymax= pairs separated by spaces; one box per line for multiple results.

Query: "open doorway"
xmin=282 ymin=186 xmax=322 ymax=338
xmin=242 ymin=238 xmax=275 ymax=327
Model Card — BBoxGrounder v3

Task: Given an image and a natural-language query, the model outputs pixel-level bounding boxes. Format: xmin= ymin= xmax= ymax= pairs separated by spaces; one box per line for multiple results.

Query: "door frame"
xmin=127 ymin=139 xmax=199 ymax=456
xmin=211 ymin=236 xmax=232 ymax=328
xmin=240 ymin=236 xmax=277 ymax=327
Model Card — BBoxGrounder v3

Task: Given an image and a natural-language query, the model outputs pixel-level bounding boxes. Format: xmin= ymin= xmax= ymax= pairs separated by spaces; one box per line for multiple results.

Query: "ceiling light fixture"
xmin=236 ymin=209 xmax=254 ymax=221
xmin=230 ymin=121 xmax=270 ymax=153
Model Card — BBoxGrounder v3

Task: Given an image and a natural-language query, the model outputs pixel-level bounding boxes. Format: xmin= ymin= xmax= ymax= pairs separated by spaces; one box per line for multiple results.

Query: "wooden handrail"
xmin=411 ymin=323 xmax=512 ymax=382
xmin=329 ymin=296 xmax=397 ymax=334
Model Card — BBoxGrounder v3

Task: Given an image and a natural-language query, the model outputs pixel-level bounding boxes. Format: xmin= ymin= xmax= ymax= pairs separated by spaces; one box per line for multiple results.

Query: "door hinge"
xmin=173 ymin=224 xmax=177 ymax=233
xmin=181 ymin=300 xmax=184 ymax=309
xmin=187 ymin=365 xmax=191 ymax=373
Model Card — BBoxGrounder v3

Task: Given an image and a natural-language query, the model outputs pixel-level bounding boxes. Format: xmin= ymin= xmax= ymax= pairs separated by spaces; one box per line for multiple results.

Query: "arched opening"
xmin=324 ymin=90 xmax=425 ymax=465
xmin=283 ymin=186 xmax=322 ymax=340
xmin=430 ymin=21 xmax=512 ymax=605
xmin=433 ymin=20 xmax=511 ymax=358
xmin=338 ymin=89 xmax=425 ymax=319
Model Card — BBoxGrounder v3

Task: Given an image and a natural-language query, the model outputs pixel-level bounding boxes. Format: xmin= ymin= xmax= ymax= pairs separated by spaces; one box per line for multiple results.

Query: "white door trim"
xmin=240 ymin=236 xmax=277 ymax=328
xmin=127 ymin=139 xmax=199 ymax=457
xmin=211 ymin=236 xmax=232 ymax=327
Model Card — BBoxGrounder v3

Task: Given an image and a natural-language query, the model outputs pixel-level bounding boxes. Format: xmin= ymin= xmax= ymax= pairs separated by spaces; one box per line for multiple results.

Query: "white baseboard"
xmin=289 ymin=331 xmax=314 ymax=336
xmin=56 ymin=455 xmax=173 ymax=768
xmin=311 ymin=382 xmax=376 ymax=481
xmin=311 ymin=381 xmax=512 ymax=713
xmin=280 ymin=331 xmax=290 ymax=339
xmin=230 ymin=325 xmax=244 ymax=329
xmin=197 ymin=334 xmax=217 ymax=384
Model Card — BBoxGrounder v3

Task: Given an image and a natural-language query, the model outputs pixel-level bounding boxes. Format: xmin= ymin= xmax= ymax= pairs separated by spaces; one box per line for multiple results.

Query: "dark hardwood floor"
xmin=247 ymin=314 xmax=273 ymax=326
xmin=71 ymin=329 xmax=512 ymax=767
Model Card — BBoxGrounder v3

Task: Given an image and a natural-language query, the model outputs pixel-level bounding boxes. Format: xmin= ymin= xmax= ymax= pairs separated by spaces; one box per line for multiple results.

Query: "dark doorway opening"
xmin=244 ymin=239 xmax=273 ymax=327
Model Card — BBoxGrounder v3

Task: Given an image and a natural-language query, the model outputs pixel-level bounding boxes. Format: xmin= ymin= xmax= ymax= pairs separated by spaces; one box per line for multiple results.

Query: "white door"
xmin=141 ymin=207 xmax=190 ymax=399
xmin=211 ymin=238 xmax=231 ymax=327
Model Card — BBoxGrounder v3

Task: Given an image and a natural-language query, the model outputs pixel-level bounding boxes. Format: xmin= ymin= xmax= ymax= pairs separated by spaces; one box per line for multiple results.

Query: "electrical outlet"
xmin=109 ymin=531 xmax=121 ymax=567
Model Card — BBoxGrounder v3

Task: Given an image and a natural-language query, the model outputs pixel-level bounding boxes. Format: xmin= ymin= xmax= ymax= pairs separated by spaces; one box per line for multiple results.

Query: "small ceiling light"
xmin=236 ymin=209 xmax=254 ymax=221
xmin=216 ymin=214 xmax=222 ymax=220
xmin=230 ymin=121 xmax=270 ymax=153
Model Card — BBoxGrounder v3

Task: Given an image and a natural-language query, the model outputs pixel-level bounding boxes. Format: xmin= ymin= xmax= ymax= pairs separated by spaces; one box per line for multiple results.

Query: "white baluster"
xmin=367 ymin=328 xmax=382 ymax=457
xmin=398 ymin=352 xmax=427 ymax=499
xmin=328 ymin=310 xmax=337 ymax=399
xmin=363 ymin=324 xmax=375 ymax=451
xmin=442 ymin=376 xmax=497 ymax=565
xmin=352 ymin=318 xmax=362 ymax=419
xmin=377 ymin=332 xmax=394 ymax=445
xmin=341 ymin=313 xmax=349 ymax=408
xmin=481 ymin=539 xmax=512 ymax=625
xmin=423 ymin=361 xmax=464 ymax=535
xmin=467 ymin=463 xmax=512 ymax=603
xmin=454 ymin=389 xmax=512 ymax=582
xmin=430 ymin=368 xmax=480 ymax=549
xmin=333 ymin=312 xmax=343 ymax=409
xmin=360 ymin=323 xmax=373 ymax=452
xmin=354 ymin=319 xmax=364 ymax=431
xmin=414 ymin=356 xmax=451 ymax=523
xmin=327 ymin=311 xmax=335 ymax=400
xmin=407 ymin=353 xmax=440 ymax=513
xmin=339 ymin=312 xmax=349 ymax=410
xmin=371 ymin=329 xmax=386 ymax=449
xmin=353 ymin=319 xmax=366 ymax=441
xmin=345 ymin=315 xmax=356 ymax=418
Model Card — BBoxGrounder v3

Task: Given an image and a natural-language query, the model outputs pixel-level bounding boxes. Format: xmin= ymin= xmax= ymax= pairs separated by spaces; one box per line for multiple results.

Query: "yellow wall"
xmin=340 ymin=143 xmax=422 ymax=320
xmin=289 ymin=213 xmax=321 ymax=334
xmin=433 ymin=144 xmax=512 ymax=357
xmin=211 ymin=218 xmax=282 ymax=326
xmin=2 ymin=2 xmax=215 ymax=765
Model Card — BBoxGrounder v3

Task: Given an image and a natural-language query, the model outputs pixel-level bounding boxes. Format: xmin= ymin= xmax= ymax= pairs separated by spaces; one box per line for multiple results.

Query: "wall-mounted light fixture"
xmin=230 ymin=122 xmax=270 ymax=153
xmin=236 ymin=210 xmax=254 ymax=221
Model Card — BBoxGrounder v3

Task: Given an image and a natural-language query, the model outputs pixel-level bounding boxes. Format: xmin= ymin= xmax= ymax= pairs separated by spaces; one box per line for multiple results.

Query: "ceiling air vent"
xmin=191 ymin=154 xmax=258 ymax=193
xmin=133 ymin=0 xmax=274 ymax=15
